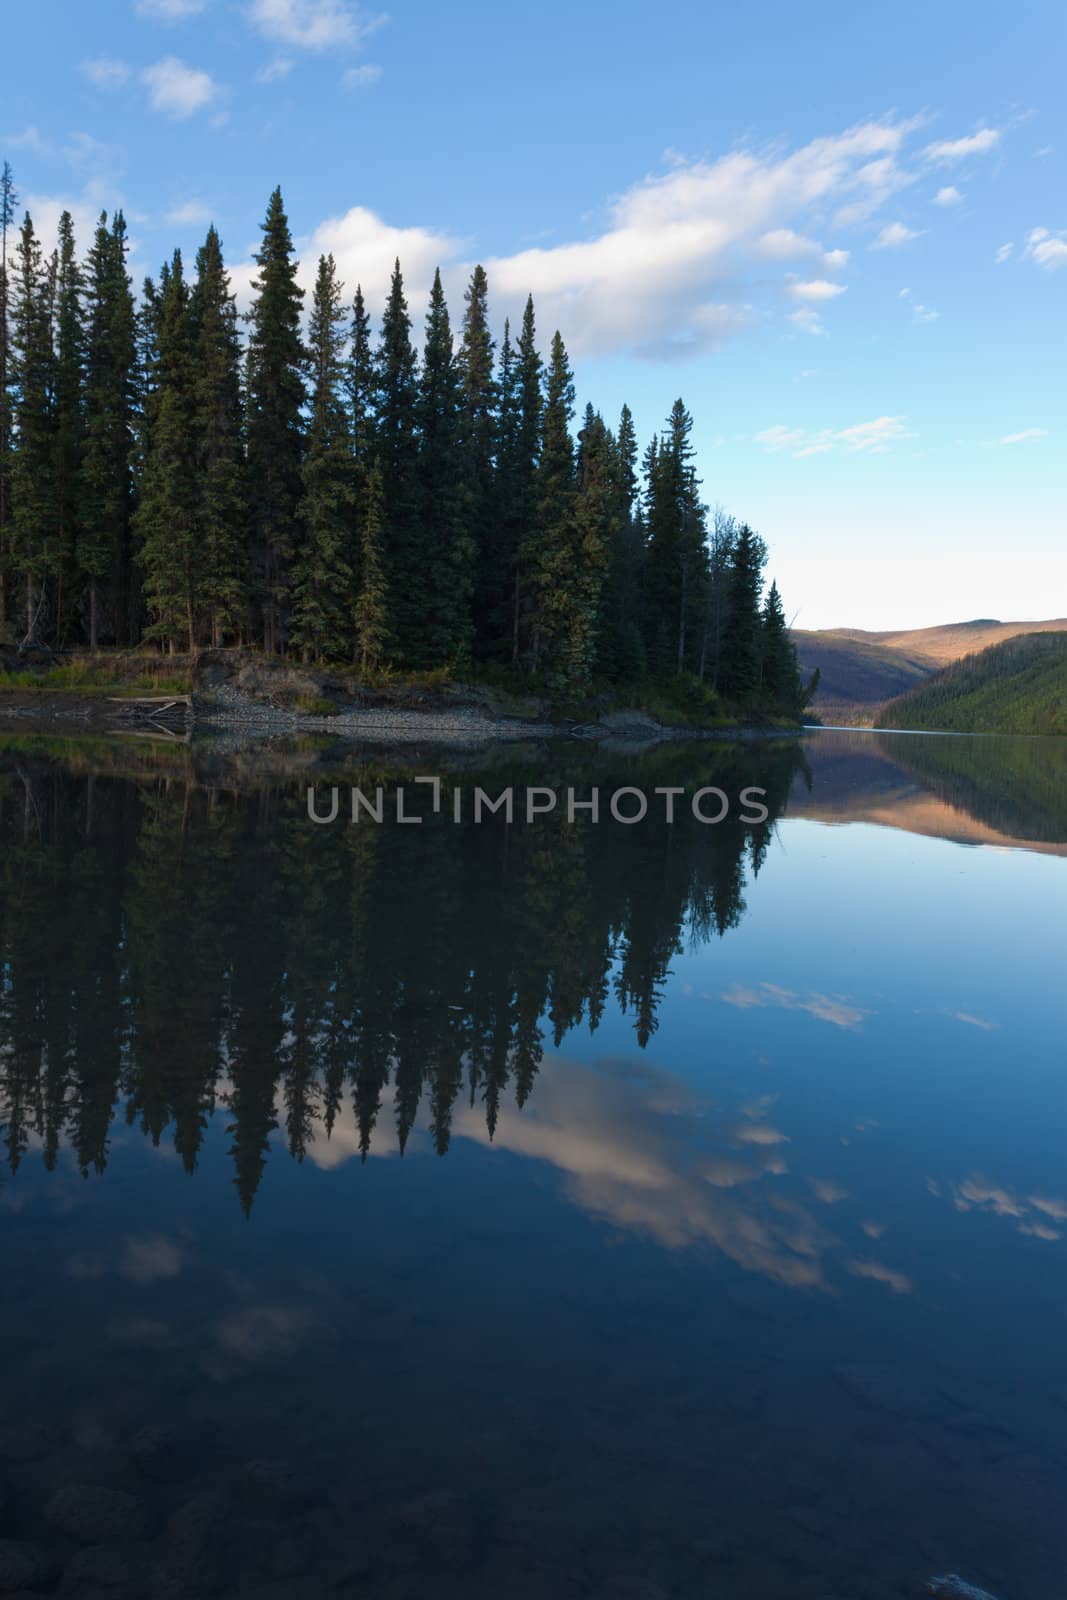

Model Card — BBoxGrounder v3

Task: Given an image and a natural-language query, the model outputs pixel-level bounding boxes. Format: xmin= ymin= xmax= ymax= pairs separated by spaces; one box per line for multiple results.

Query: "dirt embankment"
xmin=1 ymin=648 xmax=795 ymax=747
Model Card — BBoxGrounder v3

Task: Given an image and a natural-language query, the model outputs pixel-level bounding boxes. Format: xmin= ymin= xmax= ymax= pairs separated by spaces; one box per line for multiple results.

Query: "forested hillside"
xmin=881 ymin=631 xmax=1067 ymax=734
xmin=0 ymin=164 xmax=805 ymax=714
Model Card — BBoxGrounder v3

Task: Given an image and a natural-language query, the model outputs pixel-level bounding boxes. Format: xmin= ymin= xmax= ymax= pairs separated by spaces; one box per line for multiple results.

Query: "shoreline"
xmin=0 ymin=686 xmax=800 ymax=748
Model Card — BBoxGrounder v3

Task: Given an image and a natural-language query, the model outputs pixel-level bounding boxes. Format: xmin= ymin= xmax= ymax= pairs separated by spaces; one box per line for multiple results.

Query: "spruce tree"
xmin=760 ymin=578 xmax=801 ymax=708
xmin=598 ymin=403 xmax=646 ymax=679
xmin=52 ymin=212 xmax=84 ymax=645
xmin=416 ymin=268 xmax=470 ymax=664
xmin=456 ymin=265 xmax=496 ymax=644
xmin=510 ymin=294 xmax=542 ymax=662
xmin=480 ymin=314 xmax=517 ymax=660
xmin=532 ymin=331 xmax=578 ymax=683
xmin=246 ymin=187 xmax=305 ymax=653
xmin=0 ymin=161 xmax=17 ymax=633
xmin=354 ymin=460 xmax=388 ymax=670
xmin=719 ymin=521 xmax=764 ymax=701
xmin=290 ymin=253 xmax=356 ymax=663
xmin=644 ymin=398 xmax=707 ymax=675
xmin=346 ymin=283 xmax=375 ymax=470
xmin=375 ymin=258 xmax=419 ymax=659
xmin=190 ymin=225 xmax=248 ymax=646
xmin=10 ymin=212 xmax=57 ymax=644
xmin=135 ymin=250 xmax=199 ymax=651
xmin=81 ymin=211 xmax=136 ymax=648
xmin=566 ymin=405 xmax=614 ymax=687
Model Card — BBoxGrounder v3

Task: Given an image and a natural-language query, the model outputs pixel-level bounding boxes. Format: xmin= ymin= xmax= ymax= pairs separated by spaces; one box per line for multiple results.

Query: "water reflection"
xmin=0 ymin=740 xmax=798 ymax=1206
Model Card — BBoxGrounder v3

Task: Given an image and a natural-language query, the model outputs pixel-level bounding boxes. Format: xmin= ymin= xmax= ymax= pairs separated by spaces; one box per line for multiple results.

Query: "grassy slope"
xmin=793 ymin=616 xmax=1067 ymax=723
xmin=791 ymin=630 xmax=936 ymax=721
xmin=881 ymin=631 xmax=1067 ymax=735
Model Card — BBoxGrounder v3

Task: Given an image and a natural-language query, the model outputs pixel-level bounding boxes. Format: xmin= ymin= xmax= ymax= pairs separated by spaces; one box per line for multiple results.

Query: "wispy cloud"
xmin=342 ymin=62 xmax=382 ymax=88
xmin=722 ymin=980 xmax=871 ymax=1026
xmin=995 ymin=242 xmax=1013 ymax=264
xmin=934 ymin=184 xmax=963 ymax=206
xmin=788 ymin=278 xmax=847 ymax=302
xmin=924 ymin=127 xmax=1001 ymax=163
xmin=165 ymin=198 xmax=214 ymax=226
xmin=256 ymin=56 xmax=294 ymax=82
xmin=142 ymin=56 xmax=221 ymax=118
xmin=788 ymin=307 xmax=826 ymax=336
xmin=911 ymin=302 xmax=938 ymax=324
xmin=872 ymin=221 xmax=921 ymax=249
xmin=998 ymin=429 xmax=1048 ymax=446
xmin=755 ymin=417 xmax=909 ymax=460
xmin=246 ymin=0 xmax=387 ymax=51
xmin=82 ymin=56 xmax=131 ymax=88
xmin=1022 ymin=226 xmax=1067 ymax=270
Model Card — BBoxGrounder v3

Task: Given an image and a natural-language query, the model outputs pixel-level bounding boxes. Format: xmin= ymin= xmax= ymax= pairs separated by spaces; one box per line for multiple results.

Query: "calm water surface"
xmin=1 ymin=729 xmax=1066 ymax=1600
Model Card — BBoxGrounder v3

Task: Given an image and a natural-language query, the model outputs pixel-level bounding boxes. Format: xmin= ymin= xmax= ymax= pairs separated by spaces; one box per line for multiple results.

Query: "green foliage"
xmin=290 ymin=252 xmax=356 ymax=663
xmin=881 ymin=631 xmax=1067 ymax=734
xmin=246 ymin=187 xmax=306 ymax=653
xmin=353 ymin=461 xmax=388 ymax=671
xmin=81 ymin=210 xmax=136 ymax=646
xmin=0 ymin=171 xmax=805 ymax=722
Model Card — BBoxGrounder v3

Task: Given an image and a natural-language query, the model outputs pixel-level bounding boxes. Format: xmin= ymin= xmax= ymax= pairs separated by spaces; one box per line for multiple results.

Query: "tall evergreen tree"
xmin=346 ymin=283 xmax=375 ymax=470
xmin=719 ymin=521 xmax=764 ymax=701
xmin=135 ymin=250 xmax=198 ymax=651
xmin=290 ymin=253 xmax=356 ymax=663
xmin=476 ymin=314 xmax=518 ymax=660
xmin=190 ymin=225 xmax=248 ymax=646
xmin=598 ymin=403 xmax=646 ymax=679
xmin=353 ymin=459 xmax=388 ymax=670
xmin=0 ymin=161 xmax=17 ymax=633
xmin=375 ymin=258 xmax=419 ymax=659
xmin=457 ymin=265 xmax=496 ymax=643
xmin=644 ymin=399 xmax=707 ymax=675
xmin=760 ymin=578 xmax=801 ymax=707
xmin=532 ymin=330 xmax=578 ymax=683
xmin=10 ymin=212 xmax=57 ymax=643
xmin=510 ymin=294 xmax=543 ymax=662
xmin=246 ymin=186 xmax=305 ymax=653
xmin=81 ymin=211 xmax=136 ymax=648
xmin=52 ymin=211 xmax=84 ymax=644
xmin=416 ymin=268 xmax=470 ymax=664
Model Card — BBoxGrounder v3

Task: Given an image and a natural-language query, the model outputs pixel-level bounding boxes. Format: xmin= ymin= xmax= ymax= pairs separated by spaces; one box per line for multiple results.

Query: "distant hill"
xmin=793 ymin=617 xmax=1067 ymax=724
xmin=881 ymin=630 xmax=1067 ymax=735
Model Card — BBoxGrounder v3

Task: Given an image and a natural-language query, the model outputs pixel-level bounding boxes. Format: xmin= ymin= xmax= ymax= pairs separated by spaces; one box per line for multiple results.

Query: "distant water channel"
xmin=1 ymin=728 xmax=1066 ymax=1599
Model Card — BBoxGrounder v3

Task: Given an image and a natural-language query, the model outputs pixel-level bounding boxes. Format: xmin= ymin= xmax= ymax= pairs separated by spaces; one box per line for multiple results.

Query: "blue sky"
xmin=4 ymin=0 xmax=1065 ymax=629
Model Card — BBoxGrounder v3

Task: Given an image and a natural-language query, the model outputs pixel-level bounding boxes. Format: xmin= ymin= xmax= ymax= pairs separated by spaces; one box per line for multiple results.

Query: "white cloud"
xmin=246 ymin=0 xmax=386 ymax=50
xmin=788 ymin=278 xmax=847 ymax=302
xmin=995 ymin=242 xmax=1013 ymax=263
xmin=756 ymin=416 xmax=909 ymax=459
xmin=82 ymin=56 xmax=131 ymax=88
xmin=934 ymin=185 xmax=963 ymax=206
xmin=165 ymin=198 xmax=214 ymax=226
xmin=911 ymin=303 xmax=938 ymax=324
xmin=246 ymin=114 xmax=995 ymax=362
xmin=1022 ymin=226 xmax=1067 ymax=270
xmin=924 ymin=128 xmax=1001 ymax=163
xmin=342 ymin=63 xmax=382 ymax=88
xmin=754 ymin=227 xmax=821 ymax=260
xmin=999 ymin=428 xmax=1048 ymax=445
xmin=256 ymin=56 xmax=294 ymax=82
xmin=787 ymin=308 xmax=826 ymax=336
xmin=136 ymin=0 xmax=207 ymax=16
xmin=872 ymin=221 xmax=921 ymax=249
xmin=142 ymin=56 xmax=220 ymax=118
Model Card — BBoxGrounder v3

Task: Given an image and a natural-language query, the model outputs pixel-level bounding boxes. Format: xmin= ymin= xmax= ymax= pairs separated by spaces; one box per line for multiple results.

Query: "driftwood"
xmin=106 ymin=695 xmax=192 ymax=741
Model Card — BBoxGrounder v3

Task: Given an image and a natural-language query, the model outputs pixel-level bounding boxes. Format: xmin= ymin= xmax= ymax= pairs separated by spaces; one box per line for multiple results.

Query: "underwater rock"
xmin=927 ymin=1578 xmax=1003 ymax=1600
xmin=44 ymin=1485 xmax=148 ymax=1545
xmin=60 ymin=1541 xmax=156 ymax=1591
xmin=0 ymin=1538 xmax=62 ymax=1591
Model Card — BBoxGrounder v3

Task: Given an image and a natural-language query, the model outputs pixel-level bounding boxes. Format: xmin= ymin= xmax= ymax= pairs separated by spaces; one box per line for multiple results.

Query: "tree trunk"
xmin=89 ymin=578 xmax=99 ymax=651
